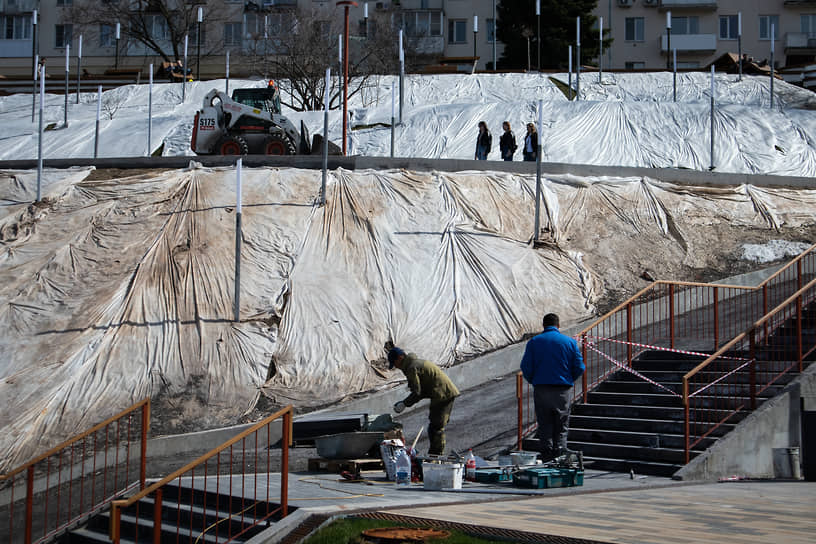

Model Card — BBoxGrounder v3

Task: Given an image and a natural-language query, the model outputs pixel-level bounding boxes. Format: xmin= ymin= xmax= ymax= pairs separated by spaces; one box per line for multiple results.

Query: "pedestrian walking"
xmin=499 ymin=121 xmax=517 ymax=161
xmin=390 ymin=347 xmax=460 ymax=456
xmin=523 ymin=122 xmax=538 ymax=162
xmin=474 ymin=121 xmax=491 ymax=160
xmin=520 ymin=313 xmax=585 ymax=462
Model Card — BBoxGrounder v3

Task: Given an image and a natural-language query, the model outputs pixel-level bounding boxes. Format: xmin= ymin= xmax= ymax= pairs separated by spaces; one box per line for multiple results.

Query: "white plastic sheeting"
xmin=2 ymin=164 xmax=816 ymax=470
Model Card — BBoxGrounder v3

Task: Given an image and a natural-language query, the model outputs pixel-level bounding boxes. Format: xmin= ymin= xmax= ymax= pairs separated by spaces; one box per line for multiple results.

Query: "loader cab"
xmin=231 ymin=87 xmax=282 ymax=114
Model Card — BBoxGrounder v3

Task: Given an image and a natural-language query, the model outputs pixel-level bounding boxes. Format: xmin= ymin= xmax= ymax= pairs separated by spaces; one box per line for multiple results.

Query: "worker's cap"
xmin=388 ymin=347 xmax=405 ymax=368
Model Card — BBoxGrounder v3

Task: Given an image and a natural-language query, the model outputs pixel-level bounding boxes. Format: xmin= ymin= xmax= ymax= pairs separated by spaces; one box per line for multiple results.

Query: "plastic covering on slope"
xmin=2 ymin=165 xmax=816 ymax=470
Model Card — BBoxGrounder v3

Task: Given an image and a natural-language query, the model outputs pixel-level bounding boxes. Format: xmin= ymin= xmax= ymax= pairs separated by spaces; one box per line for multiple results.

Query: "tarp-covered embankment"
xmin=2 ymin=165 xmax=816 ymax=470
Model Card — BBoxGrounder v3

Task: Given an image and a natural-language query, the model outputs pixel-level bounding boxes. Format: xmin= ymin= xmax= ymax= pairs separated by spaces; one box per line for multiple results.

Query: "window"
xmin=404 ymin=11 xmax=442 ymax=37
xmin=719 ymin=15 xmax=738 ymax=39
xmin=146 ymin=14 xmax=170 ymax=41
xmin=677 ymin=61 xmax=700 ymax=69
xmin=100 ymin=24 xmax=114 ymax=46
xmin=759 ymin=15 xmax=779 ymax=40
xmin=625 ymin=61 xmax=645 ymax=70
xmin=803 ymin=14 xmax=816 ymax=37
xmin=1 ymin=14 xmax=32 ymax=39
xmin=672 ymin=16 xmax=699 ymax=35
xmin=224 ymin=22 xmax=242 ymax=46
xmin=56 ymin=0 xmax=73 ymax=5
xmin=625 ymin=17 xmax=644 ymax=42
xmin=55 ymin=24 xmax=73 ymax=48
xmin=448 ymin=19 xmax=466 ymax=43
xmin=487 ymin=18 xmax=494 ymax=43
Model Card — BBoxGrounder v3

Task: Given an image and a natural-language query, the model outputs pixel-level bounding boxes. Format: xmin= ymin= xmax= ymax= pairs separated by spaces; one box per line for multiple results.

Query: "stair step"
xmin=64 ymin=527 xmax=137 ymax=544
xmin=572 ymin=403 xmax=684 ymax=420
xmin=580 ymin=456 xmax=683 ymax=478
xmin=587 ymin=392 xmax=682 ymax=407
xmin=567 ymin=441 xmax=687 ymax=464
xmin=568 ymin=428 xmax=715 ymax=450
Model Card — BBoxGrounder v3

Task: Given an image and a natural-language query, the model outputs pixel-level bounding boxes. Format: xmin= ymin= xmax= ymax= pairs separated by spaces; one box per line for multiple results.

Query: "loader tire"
xmin=263 ymin=133 xmax=296 ymax=156
xmin=217 ymin=135 xmax=249 ymax=155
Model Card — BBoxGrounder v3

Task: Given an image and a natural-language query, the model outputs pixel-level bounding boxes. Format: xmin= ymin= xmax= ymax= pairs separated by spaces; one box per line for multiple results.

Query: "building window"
xmin=224 ymin=22 xmax=242 ymax=46
xmin=55 ymin=24 xmax=73 ymax=48
xmin=625 ymin=61 xmax=645 ymax=70
xmin=672 ymin=16 xmax=699 ymax=35
xmin=100 ymin=24 xmax=114 ymax=46
xmin=404 ymin=11 xmax=442 ymax=37
xmin=56 ymin=0 xmax=73 ymax=5
xmin=759 ymin=15 xmax=779 ymax=40
xmin=146 ymin=14 xmax=170 ymax=41
xmin=803 ymin=14 xmax=816 ymax=36
xmin=677 ymin=61 xmax=700 ymax=69
xmin=625 ymin=17 xmax=644 ymax=42
xmin=1 ymin=14 xmax=32 ymax=39
xmin=719 ymin=15 xmax=738 ymax=39
xmin=448 ymin=19 xmax=466 ymax=44
xmin=487 ymin=18 xmax=494 ymax=43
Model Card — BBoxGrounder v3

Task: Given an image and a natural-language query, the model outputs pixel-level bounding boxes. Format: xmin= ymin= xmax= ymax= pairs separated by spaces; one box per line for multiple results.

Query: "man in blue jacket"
xmin=520 ymin=313 xmax=585 ymax=462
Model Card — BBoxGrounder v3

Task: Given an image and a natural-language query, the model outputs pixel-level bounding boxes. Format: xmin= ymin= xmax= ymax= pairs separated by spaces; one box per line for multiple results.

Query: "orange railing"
xmin=0 ymin=398 xmax=150 ymax=544
xmin=683 ymin=277 xmax=816 ymax=462
xmin=110 ymin=404 xmax=293 ymax=544
xmin=517 ymin=244 xmax=816 ymax=447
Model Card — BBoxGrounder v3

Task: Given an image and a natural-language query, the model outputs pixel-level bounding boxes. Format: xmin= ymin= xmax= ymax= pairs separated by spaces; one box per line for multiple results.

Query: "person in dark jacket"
xmin=499 ymin=121 xmax=517 ymax=161
xmin=522 ymin=123 xmax=538 ymax=162
xmin=520 ymin=313 xmax=585 ymax=462
xmin=390 ymin=347 xmax=460 ymax=455
xmin=474 ymin=121 xmax=491 ymax=160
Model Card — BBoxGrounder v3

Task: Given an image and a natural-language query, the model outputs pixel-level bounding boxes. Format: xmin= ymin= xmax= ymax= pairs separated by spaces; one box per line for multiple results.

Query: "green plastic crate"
xmin=512 ymin=467 xmax=584 ymax=489
xmin=474 ymin=468 xmax=512 ymax=483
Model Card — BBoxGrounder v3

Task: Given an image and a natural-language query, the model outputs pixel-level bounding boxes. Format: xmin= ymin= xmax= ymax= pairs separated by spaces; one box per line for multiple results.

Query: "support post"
xmin=770 ymin=24 xmax=775 ymax=108
xmin=94 ymin=85 xmax=101 ymax=158
xmin=225 ymin=50 xmax=230 ymax=94
xmin=666 ymin=11 xmax=672 ymax=71
xmin=390 ymin=86 xmax=395 ymax=158
xmin=36 ymin=64 xmax=44 ymax=202
xmin=473 ymin=15 xmax=477 ymax=61
xmin=598 ymin=17 xmax=603 ymax=83
xmin=672 ymin=48 xmax=677 ymax=102
xmin=709 ymin=65 xmax=715 ymax=170
xmin=568 ymin=46 xmax=572 ymax=100
xmin=64 ymin=44 xmax=70 ymax=127
xmin=536 ymin=0 xmax=540 ymax=71
xmin=399 ymin=29 xmax=404 ymax=124
xmin=533 ymin=100 xmax=542 ymax=242
xmin=182 ymin=34 xmax=188 ymax=103
xmin=196 ymin=7 xmax=203 ymax=81
xmin=76 ymin=35 xmax=82 ymax=104
xmin=31 ymin=10 xmax=37 ymax=123
xmin=321 ymin=69 xmax=330 ymax=205
xmin=234 ymin=159 xmax=242 ymax=322
xmin=738 ymin=12 xmax=742 ymax=81
xmin=337 ymin=2 xmax=357 ymax=156
xmin=575 ymin=17 xmax=581 ymax=101
xmin=492 ymin=0 xmax=496 ymax=70
xmin=147 ymin=64 xmax=153 ymax=156
xmin=114 ymin=22 xmax=120 ymax=70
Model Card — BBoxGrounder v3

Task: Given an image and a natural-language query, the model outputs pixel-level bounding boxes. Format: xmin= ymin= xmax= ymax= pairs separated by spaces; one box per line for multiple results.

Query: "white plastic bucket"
xmin=422 ymin=462 xmax=463 ymax=490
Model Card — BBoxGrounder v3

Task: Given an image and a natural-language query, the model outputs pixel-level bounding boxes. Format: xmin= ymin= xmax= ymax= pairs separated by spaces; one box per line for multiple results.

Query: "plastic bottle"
xmin=465 ymin=449 xmax=476 ymax=481
xmin=395 ymin=448 xmax=411 ymax=486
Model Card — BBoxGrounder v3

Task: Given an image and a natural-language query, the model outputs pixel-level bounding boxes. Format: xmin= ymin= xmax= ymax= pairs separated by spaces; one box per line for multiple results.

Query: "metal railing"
xmin=0 ymin=398 xmax=150 ymax=544
xmin=516 ymin=244 xmax=816 ymax=450
xmin=683 ymin=278 xmax=816 ymax=462
xmin=110 ymin=405 xmax=293 ymax=544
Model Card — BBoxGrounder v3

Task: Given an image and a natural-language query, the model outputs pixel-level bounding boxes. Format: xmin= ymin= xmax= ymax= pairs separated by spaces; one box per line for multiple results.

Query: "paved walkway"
xmin=380 ymin=480 xmax=816 ymax=544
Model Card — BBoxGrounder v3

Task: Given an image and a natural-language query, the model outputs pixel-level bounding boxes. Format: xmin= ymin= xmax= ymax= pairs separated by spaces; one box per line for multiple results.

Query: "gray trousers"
xmin=533 ymin=384 xmax=572 ymax=460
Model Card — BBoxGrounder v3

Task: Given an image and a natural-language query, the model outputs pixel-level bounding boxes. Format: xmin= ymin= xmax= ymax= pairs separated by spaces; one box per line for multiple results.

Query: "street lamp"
xmin=473 ymin=15 xmax=478 ymax=60
xmin=336 ymin=1 xmax=358 ymax=156
xmin=114 ymin=22 xmax=121 ymax=70
xmin=31 ymin=9 xmax=37 ymax=123
xmin=197 ymin=7 xmax=203 ymax=81
xmin=738 ymin=12 xmax=742 ymax=81
xmin=535 ymin=0 xmax=540 ymax=71
xmin=363 ymin=2 xmax=368 ymax=39
xmin=665 ymin=11 xmax=671 ymax=71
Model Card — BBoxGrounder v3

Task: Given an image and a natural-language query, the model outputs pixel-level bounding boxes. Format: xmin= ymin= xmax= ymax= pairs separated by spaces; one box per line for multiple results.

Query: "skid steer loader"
xmin=191 ymin=87 xmax=310 ymax=156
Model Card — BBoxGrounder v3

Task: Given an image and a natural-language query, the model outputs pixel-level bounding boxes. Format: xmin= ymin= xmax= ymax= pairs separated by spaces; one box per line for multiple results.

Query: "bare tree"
xmin=67 ymin=0 xmax=234 ymax=65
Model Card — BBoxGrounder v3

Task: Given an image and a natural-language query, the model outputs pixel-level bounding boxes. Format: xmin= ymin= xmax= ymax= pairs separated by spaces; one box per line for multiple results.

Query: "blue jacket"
xmin=520 ymin=326 xmax=585 ymax=386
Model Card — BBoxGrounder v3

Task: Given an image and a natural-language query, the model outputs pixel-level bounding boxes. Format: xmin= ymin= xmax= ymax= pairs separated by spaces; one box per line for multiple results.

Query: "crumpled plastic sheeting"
xmin=2 ymin=165 xmax=816 ymax=471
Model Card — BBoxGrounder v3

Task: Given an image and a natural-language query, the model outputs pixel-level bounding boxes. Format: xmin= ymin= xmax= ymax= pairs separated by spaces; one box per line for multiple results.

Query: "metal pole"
xmin=390 ymin=85 xmax=395 ymax=157
xmin=738 ymin=12 xmax=742 ymax=82
xmin=64 ymin=44 xmax=70 ymax=127
xmin=37 ymin=65 xmax=44 ymax=202
xmin=31 ymin=10 xmax=37 ymax=123
xmin=147 ymin=64 xmax=153 ymax=156
xmin=399 ymin=29 xmax=404 ymax=124
xmin=536 ymin=0 xmax=540 ymax=71
xmin=576 ymin=17 xmax=581 ymax=101
xmin=533 ymin=99 xmax=543 ymax=242
xmin=225 ymin=50 xmax=230 ymax=94
xmin=342 ymin=4 xmax=351 ymax=156
xmin=598 ymin=17 xmax=603 ymax=83
xmin=672 ymin=48 xmax=677 ymax=102
xmin=234 ymin=158 xmax=242 ymax=323
xmin=568 ymin=46 xmax=572 ymax=100
xmin=182 ymin=34 xmax=188 ymax=103
xmin=321 ymin=69 xmax=330 ymax=205
xmin=770 ymin=24 xmax=775 ymax=108
xmin=114 ymin=23 xmax=120 ymax=70
xmin=492 ymin=0 xmax=496 ymax=70
xmin=364 ymin=2 xmax=368 ymax=38
xmin=666 ymin=11 xmax=671 ymax=71
xmin=197 ymin=7 xmax=203 ymax=81
xmin=473 ymin=15 xmax=477 ymax=61
xmin=94 ymin=85 xmax=101 ymax=158
xmin=76 ymin=35 xmax=82 ymax=104
xmin=709 ymin=65 xmax=715 ymax=171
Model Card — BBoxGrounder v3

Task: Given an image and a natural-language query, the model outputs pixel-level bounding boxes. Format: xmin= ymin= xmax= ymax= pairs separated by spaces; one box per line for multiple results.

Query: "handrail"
xmin=1 ymin=398 xmax=150 ymax=544
xmin=110 ymin=404 xmax=293 ymax=544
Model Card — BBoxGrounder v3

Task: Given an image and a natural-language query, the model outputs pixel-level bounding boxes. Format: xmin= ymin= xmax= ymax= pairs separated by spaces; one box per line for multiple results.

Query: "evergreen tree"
xmin=497 ymin=0 xmax=610 ymax=70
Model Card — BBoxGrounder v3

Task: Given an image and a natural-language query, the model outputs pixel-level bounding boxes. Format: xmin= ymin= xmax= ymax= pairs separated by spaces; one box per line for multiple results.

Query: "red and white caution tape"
xmin=584 ymin=341 xmax=682 ymax=398
xmin=583 ymin=335 xmax=749 ymax=361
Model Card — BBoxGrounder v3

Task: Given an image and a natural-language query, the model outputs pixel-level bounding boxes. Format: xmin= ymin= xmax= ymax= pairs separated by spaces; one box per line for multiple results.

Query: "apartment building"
xmin=597 ymin=0 xmax=816 ymax=70
xmin=0 ymin=0 xmax=503 ymax=77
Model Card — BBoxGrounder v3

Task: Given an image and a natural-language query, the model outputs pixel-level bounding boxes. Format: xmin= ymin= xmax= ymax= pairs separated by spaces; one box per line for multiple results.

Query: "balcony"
xmin=785 ymin=32 xmax=816 ymax=53
xmin=0 ymin=0 xmax=37 ymax=13
xmin=659 ymin=0 xmax=718 ymax=10
xmin=0 ymin=38 xmax=32 ymax=57
xmin=661 ymin=33 xmax=717 ymax=52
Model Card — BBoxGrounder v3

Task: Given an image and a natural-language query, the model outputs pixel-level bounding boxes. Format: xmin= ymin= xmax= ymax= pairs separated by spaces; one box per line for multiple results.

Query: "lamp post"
xmin=64 ymin=44 xmax=70 ymax=127
xmin=535 ymin=0 xmax=540 ymax=71
xmin=598 ymin=16 xmax=603 ymax=83
xmin=665 ymin=11 xmax=671 ymax=71
xmin=770 ymin=23 xmax=775 ymax=108
xmin=114 ymin=22 xmax=120 ymax=70
xmin=399 ymin=29 xmax=404 ymax=124
xmin=31 ymin=9 xmax=37 ymax=123
xmin=492 ymin=0 xmax=496 ymax=71
xmin=737 ymin=12 xmax=742 ymax=81
xmin=473 ymin=15 xmax=478 ymax=61
xmin=196 ymin=7 xmax=203 ymax=81
xmin=76 ymin=34 xmax=82 ymax=104
xmin=576 ymin=17 xmax=581 ymax=101
xmin=363 ymin=2 xmax=368 ymax=39
xmin=336 ymin=1 xmax=357 ymax=156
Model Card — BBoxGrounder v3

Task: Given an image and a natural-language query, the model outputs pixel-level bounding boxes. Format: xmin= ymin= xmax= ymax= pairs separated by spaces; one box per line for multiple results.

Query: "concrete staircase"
xmin=60 ymin=482 xmax=289 ymax=543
